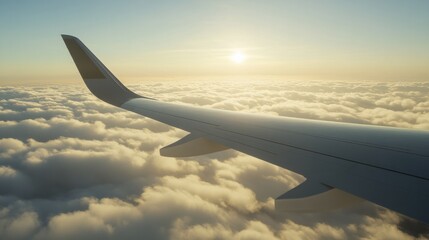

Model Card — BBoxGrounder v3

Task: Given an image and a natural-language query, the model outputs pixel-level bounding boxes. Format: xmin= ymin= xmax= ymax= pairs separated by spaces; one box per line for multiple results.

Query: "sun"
xmin=230 ymin=51 xmax=246 ymax=64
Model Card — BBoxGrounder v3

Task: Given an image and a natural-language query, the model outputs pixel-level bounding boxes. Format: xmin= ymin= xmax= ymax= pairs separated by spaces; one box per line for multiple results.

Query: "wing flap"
xmin=160 ymin=133 xmax=229 ymax=157
xmin=276 ymin=180 xmax=363 ymax=212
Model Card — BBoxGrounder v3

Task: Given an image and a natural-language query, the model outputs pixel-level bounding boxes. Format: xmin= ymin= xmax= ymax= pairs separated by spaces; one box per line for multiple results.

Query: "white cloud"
xmin=1 ymin=80 xmax=428 ymax=239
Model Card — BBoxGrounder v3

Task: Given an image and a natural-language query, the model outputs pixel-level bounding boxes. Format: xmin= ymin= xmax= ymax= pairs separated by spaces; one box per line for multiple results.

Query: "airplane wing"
xmin=62 ymin=35 xmax=429 ymax=223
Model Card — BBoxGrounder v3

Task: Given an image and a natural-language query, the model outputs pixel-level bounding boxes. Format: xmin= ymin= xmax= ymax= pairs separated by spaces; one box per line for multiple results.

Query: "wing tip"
xmin=61 ymin=34 xmax=77 ymax=40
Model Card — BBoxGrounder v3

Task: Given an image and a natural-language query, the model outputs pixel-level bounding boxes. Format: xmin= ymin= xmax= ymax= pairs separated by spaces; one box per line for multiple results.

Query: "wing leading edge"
xmin=62 ymin=35 xmax=429 ymax=223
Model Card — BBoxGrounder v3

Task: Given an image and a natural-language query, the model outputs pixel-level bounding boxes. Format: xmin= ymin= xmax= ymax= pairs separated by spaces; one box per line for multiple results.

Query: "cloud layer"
xmin=1 ymin=80 xmax=429 ymax=239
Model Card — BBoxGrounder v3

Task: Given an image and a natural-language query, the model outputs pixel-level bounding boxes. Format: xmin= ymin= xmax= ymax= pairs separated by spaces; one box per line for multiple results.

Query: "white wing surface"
xmin=62 ymin=35 xmax=429 ymax=223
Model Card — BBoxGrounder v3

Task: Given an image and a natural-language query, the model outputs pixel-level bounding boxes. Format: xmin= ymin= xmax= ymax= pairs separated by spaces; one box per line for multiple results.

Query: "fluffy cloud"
xmin=1 ymin=80 xmax=429 ymax=239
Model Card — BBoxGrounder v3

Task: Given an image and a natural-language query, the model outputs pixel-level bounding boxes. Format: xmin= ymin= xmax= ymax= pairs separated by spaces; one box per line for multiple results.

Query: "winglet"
xmin=61 ymin=34 xmax=144 ymax=106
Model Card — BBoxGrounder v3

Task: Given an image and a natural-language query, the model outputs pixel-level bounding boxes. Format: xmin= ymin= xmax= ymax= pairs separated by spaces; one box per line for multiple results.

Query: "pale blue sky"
xmin=1 ymin=0 xmax=429 ymax=84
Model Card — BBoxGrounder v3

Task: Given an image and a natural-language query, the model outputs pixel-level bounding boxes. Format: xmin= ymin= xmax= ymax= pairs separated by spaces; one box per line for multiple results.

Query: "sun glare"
xmin=231 ymin=51 xmax=246 ymax=64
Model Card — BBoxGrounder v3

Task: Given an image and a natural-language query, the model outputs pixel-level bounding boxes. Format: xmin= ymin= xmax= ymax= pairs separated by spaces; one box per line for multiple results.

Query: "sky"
xmin=1 ymin=0 xmax=429 ymax=84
